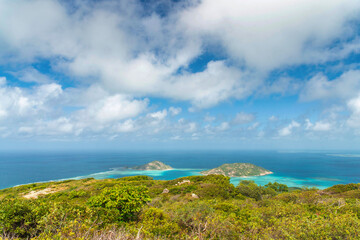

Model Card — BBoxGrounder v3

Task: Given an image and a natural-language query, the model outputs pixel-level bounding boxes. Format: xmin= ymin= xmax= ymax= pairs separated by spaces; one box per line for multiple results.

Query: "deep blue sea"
xmin=1 ymin=150 xmax=360 ymax=190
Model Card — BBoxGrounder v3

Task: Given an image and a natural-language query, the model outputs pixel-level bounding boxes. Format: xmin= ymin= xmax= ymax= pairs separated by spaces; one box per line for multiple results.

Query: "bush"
xmin=117 ymin=175 xmax=154 ymax=181
xmin=195 ymin=175 xmax=236 ymax=199
xmin=237 ymin=180 xmax=277 ymax=200
xmin=0 ymin=199 xmax=47 ymax=238
xmin=325 ymin=183 xmax=360 ymax=193
xmin=140 ymin=207 xmax=180 ymax=238
xmin=87 ymin=184 xmax=151 ymax=221
xmin=265 ymin=182 xmax=289 ymax=193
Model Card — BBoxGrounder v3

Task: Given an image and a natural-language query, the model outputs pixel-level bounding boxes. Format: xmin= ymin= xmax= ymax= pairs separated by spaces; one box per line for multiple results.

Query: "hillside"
xmin=129 ymin=161 xmax=173 ymax=170
xmin=0 ymin=176 xmax=360 ymax=239
xmin=201 ymin=163 xmax=273 ymax=177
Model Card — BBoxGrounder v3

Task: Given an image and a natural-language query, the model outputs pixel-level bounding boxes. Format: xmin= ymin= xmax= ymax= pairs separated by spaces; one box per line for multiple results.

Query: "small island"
xmin=201 ymin=163 xmax=272 ymax=177
xmin=129 ymin=161 xmax=173 ymax=170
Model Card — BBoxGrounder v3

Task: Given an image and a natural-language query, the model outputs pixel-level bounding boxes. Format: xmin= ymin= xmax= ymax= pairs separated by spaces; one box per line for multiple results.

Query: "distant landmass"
xmin=129 ymin=161 xmax=173 ymax=170
xmin=201 ymin=163 xmax=272 ymax=177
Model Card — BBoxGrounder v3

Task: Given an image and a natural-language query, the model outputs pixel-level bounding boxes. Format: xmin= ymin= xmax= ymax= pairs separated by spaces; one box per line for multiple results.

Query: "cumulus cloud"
xmin=278 ymin=121 xmax=300 ymax=137
xmin=0 ymin=80 xmax=62 ymax=120
xmin=116 ymin=119 xmax=137 ymax=133
xmin=1 ymin=0 xmax=358 ymax=111
xmin=0 ymin=0 xmax=360 ymax=144
xmin=147 ymin=110 xmax=167 ymax=121
xmin=181 ymin=0 xmax=360 ymax=71
xmin=300 ymin=70 xmax=360 ymax=101
xmin=305 ymin=119 xmax=332 ymax=131
xmin=0 ymin=77 xmax=149 ymax=137
xmin=163 ymin=61 xmax=253 ymax=108
xmin=78 ymin=95 xmax=148 ymax=124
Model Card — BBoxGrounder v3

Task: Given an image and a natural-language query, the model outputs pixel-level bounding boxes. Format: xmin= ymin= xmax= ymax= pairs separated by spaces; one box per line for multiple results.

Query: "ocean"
xmin=1 ymin=150 xmax=360 ymax=190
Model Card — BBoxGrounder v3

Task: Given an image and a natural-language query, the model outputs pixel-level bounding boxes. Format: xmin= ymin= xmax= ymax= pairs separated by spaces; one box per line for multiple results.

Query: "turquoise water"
xmin=1 ymin=150 xmax=360 ymax=189
xmin=68 ymin=168 xmax=341 ymax=189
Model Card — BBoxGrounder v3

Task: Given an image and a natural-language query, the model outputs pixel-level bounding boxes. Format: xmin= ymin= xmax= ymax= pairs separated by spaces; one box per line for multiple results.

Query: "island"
xmin=201 ymin=163 xmax=272 ymax=177
xmin=129 ymin=161 xmax=173 ymax=170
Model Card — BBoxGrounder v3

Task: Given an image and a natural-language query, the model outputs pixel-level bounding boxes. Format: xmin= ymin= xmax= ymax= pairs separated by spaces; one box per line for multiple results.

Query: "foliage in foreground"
xmin=0 ymin=175 xmax=360 ymax=239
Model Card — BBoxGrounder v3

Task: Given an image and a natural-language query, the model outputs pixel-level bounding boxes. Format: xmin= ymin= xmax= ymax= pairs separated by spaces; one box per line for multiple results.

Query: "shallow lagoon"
xmin=70 ymin=168 xmax=341 ymax=189
xmin=1 ymin=150 xmax=359 ymax=189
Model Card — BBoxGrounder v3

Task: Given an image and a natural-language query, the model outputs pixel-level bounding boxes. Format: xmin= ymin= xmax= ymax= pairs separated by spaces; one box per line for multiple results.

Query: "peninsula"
xmin=129 ymin=161 xmax=173 ymax=170
xmin=201 ymin=163 xmax=272 ymax=177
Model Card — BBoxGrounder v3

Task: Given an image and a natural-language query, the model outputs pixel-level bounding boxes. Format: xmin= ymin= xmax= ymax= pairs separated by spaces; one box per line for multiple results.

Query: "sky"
xmin=0 ymin=0 xmax=360 ymax=150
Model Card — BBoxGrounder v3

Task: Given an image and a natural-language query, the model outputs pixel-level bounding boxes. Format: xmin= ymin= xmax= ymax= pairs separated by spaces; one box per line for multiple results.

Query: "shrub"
xmin=117 ymin=175 xmax=153 ymax=181
xmin=325 ymin=183 xmax=360 ymax=193
xmin=87 ymin=184 xmax=151 ymax=221
xmin=140 ymin=207 xmax=180 ymax=238
xmin=195 ymin=175 xmax=236 ymax=199
xmin=0 ymin=199 xmax=45 ymax=238
xmin=236 ymin=180 xmax=277 ymax=200
xmin=265 ymin=182 xmax=289 ymax=193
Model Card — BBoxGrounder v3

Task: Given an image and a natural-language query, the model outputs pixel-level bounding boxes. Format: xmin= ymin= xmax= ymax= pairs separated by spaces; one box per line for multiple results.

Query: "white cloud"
xmin=347 ymin=94 xmax=360 ymax=128
xmin=204 ymin=115 xmax=215 ymax=122
xmin=0 ymin=82 xmax=62 ymax=120
xmin=5 ymin=0 xmax=358 ymax=110
xmin=116 ymin=119 xmax=137 ymax=133
xmin=279 ymin=121 xmax=300 ymax=136
xmin=248 ymin=122 xmax=260 ymax=131
xmin=169 ymin=107 xmax=181 ymax=116
xmin=233 ymin=112 xmax=255 ymax=124
xmin=300 ymin=71 xmax=360 ymax=101
xmin=186 ymin=122 xmax=197 ymax=133
xmin=258 ymin=77 xmax=301 ymax=96
xmin=18 ymin=126 xmax=33 ymax=134
xmin=78 ymin=95 xmax=148 ymax=124
xmin=0 ymin=0 xmax=360 ymax=144
xmin=148 ymin=109 xmax=167 ymax=121
xmin=41 ymin=117 xmax=74 ymax=135
xmin=11 ymin=67 xmax=51 ymax=84
xmin=305 ymin=119 xmax=313 ymax=130
xmin=313 ymin=122 xmax=332 ymax=131
xmin=181 ymin=0 xmax=360 ymax=71
xmin=306 ymin=119 xmax=332 ymax=131
xmin=217 ymin=122 xmax=230 ymax=131
xmin=0 ymin=77 xmax=6 ymax=86
xmin=162 ymin=61 xmax=251 ymax=108
xmin=171 ymin=135 xmax=182 ymax=140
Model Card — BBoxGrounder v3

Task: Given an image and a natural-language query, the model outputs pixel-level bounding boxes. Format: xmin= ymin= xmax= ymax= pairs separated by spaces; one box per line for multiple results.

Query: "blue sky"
xmin=0 ymin=0 xmax=360 ymax=150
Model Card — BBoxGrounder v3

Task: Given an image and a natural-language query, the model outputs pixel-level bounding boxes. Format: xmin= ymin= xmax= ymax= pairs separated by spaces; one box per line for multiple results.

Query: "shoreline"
xmin=1 ymin=169 xmax=340 ymax=191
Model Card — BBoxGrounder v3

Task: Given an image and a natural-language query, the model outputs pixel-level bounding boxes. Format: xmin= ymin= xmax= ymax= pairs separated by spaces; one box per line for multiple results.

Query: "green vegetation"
xmin=129 ymin=161 xmax=173 ymax=170
xmin=0 ymin=176 xmax=360 ymax=239
xmin=201 ymin=162 xmax=273 ymax=177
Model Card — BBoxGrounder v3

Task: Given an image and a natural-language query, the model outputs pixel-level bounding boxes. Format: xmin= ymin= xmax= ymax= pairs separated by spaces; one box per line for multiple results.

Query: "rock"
xmin=191 ymin=193 xmax=199 ymax=199
xmin=162 ymin=188 xmax=169 ymax=194
xmin=175 ymin=179 xmax=191 ymax=186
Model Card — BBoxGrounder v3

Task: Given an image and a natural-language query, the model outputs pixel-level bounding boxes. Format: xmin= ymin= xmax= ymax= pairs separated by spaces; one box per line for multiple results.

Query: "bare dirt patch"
xmin=23 ymin=187 xmax=65 ymax=199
